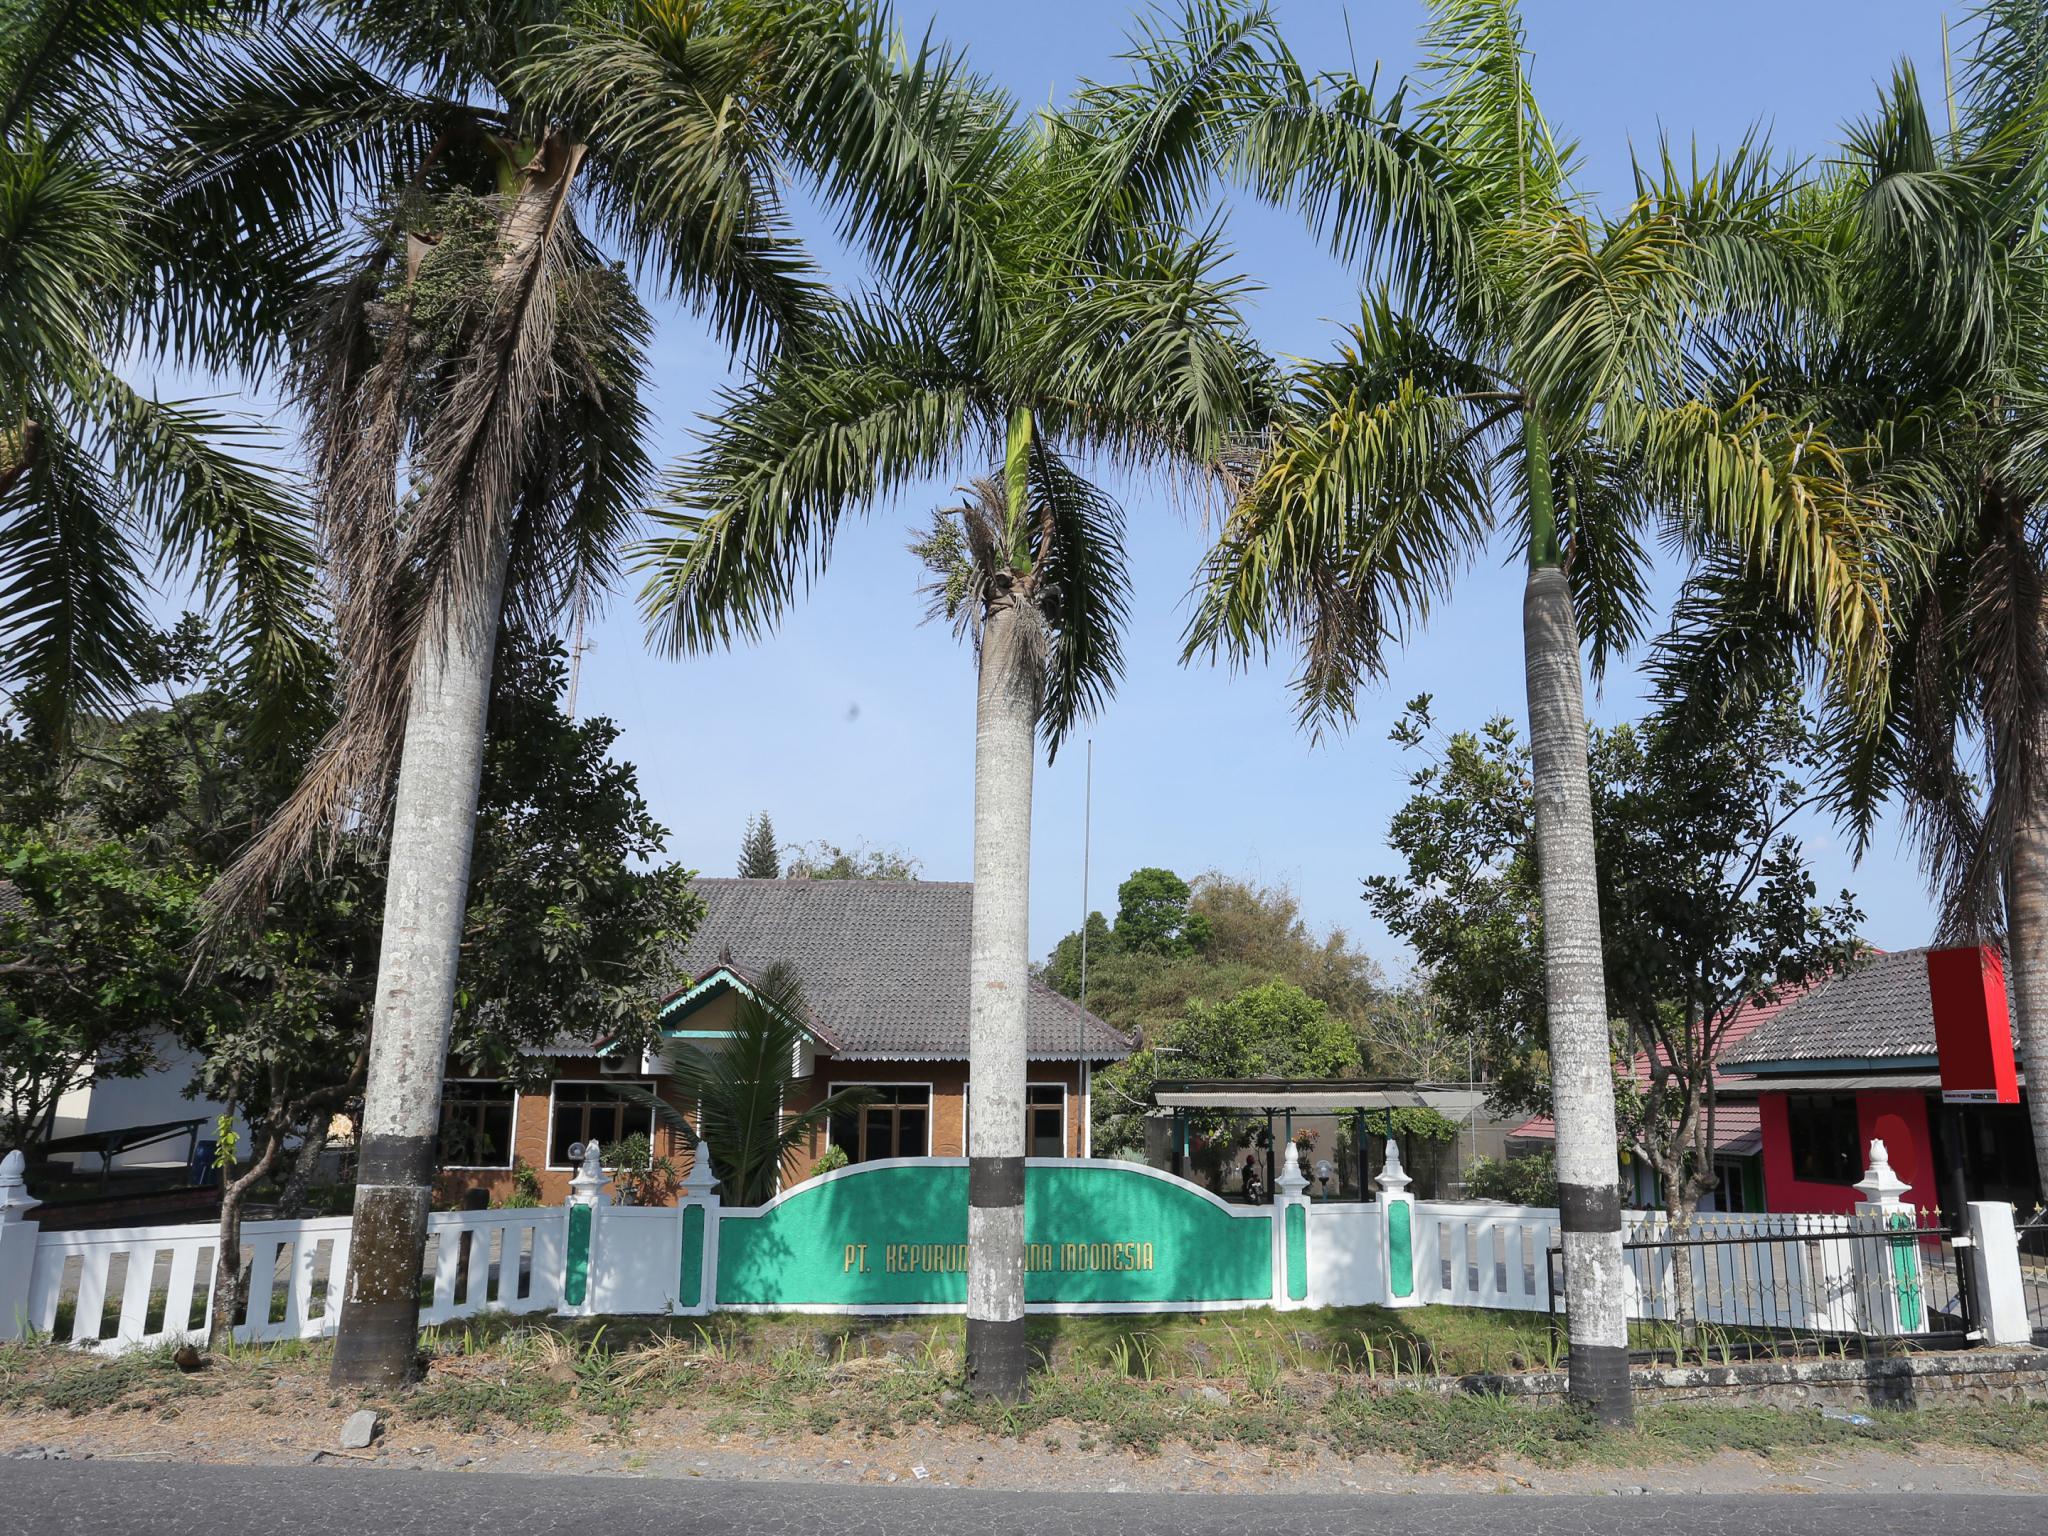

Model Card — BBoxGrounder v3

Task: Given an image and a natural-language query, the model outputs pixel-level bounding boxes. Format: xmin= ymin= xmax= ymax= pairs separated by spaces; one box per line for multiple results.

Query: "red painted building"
xmin=1508 ymin=984 xmax=1814 ymax=1212
xmin=1723 ymin=946 xmax=2039 ymax=1219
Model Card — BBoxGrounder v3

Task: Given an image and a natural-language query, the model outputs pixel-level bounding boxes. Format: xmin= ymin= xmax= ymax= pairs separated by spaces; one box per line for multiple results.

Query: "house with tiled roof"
xmin=1507 ymin=980 xmax=1818 ymax=1212
xmin=1718 ymin=944 xmax=2040 ymax=1217
xmin=435 ymin=879 xmax=1132 ymax=1206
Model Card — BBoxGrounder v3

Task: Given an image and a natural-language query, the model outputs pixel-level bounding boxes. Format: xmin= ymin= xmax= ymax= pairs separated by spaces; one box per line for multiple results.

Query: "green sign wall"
xmin=715 ymin=1161 xmax=1275 ymax=1308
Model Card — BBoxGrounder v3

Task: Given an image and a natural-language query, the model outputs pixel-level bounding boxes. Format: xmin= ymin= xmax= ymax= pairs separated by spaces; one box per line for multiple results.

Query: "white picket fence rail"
xmin=0 ymin=1137 xmax=2029 ymax=1352
xmin=17 ymin=1208 xmax=563 ymax=1354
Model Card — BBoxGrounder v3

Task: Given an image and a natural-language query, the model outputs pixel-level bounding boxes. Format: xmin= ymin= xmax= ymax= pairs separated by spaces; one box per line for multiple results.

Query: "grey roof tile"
xmin=1720 ymin=946 xmax=1986 ymax=1067
xmin=654 ymin=878 xmax=1129 ymax=1062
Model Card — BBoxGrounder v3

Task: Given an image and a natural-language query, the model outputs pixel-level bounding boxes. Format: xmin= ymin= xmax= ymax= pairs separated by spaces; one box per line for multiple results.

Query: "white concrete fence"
xmin=0 ymin=1137 xmax=2033 ymax=1355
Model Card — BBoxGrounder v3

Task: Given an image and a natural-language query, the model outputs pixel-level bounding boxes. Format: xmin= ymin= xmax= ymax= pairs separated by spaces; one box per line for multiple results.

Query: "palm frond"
xmin=1412 ymin=0 xmax=1577 ymax=226
xmin=757 ymin=0 xmax=1023 ymax=354
xmin=639 ymin=296 xmax=982 ymax=656
xmin=1030 ymin=219 xmax=1275 ymax=470
xmin=1059 ymin=0 xmax=1284 ymax=259
xmin=214 ymin=137 xmax=591 ymax=914
xmin=1235 ymin=56 xmax=1479 ymax=319
xmin=1026 ymin=448 xmax=1129 ymax=754
xmin=624 ymin=960 xmax=872 ymax=1205
xmin=512 ymin=3 xmax=829 ymax=358
xmin=86 ymin=375 xmax=322 ymax=726
xmin=1184 ymin=355 xmax=1497 ymax=733
xmin=0 ymin=407 xmax=152 ymax=715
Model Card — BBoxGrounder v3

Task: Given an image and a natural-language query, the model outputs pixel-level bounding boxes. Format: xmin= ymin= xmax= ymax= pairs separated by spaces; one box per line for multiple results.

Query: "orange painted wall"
xmin=434 ymin=1057 xmax=1090 ymax=1210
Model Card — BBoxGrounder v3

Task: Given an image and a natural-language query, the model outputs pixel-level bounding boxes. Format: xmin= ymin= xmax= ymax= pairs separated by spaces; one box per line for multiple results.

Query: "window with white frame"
xmin=1026 ymin=1083 xmax=1067 ymax=1157
xmin=548 ymin=1080 xmax=656 ymax=1168
xmin=437 ymin=1080 xmax=517 ymax=1169
xmin=963 ymin=1081 xmax=1070 ymax=1157
xmin=828 ymin=1084 xmax=931 ymax=1163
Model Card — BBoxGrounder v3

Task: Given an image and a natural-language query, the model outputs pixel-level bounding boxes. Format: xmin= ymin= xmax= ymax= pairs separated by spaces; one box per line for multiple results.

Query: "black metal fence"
xmin=2020 ymin=1207 xmax=2048 ymax=1344
xmin=1547 ymin=1214 xmax=1977 ymax=1359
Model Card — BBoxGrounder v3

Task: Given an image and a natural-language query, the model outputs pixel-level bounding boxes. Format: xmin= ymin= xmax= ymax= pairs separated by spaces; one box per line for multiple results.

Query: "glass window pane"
xmin=860 ymin=1106 xmax=890 ymax=1161
xmin=549 ymin=1097 xmax=581 ymax=1166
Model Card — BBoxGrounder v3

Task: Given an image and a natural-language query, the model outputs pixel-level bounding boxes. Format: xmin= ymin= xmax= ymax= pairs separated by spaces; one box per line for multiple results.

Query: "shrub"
xmin=810 ymin=1144 xmax=849 ymax=1177
xmin=497 ymin=1161 xmax=543 ymax=1210
xmin=609 ymin=1133 xmax=679 ymax=1205
xmin=1463 ymin=1149 xmax=1558 ymax=1207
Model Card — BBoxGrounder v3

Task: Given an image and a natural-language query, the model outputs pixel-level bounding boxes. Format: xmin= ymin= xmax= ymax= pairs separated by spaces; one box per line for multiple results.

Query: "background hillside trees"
xmin=1045 ymin=868 xmax=1406 ymax=1153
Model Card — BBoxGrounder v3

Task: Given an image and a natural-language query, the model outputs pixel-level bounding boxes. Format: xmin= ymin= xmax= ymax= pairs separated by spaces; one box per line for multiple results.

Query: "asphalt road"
xmin=3 ymin=1460 xmax=2047 ymax=1536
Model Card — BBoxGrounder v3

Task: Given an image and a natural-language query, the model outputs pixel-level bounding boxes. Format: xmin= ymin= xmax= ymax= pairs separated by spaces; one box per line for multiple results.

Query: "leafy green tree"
xmin=0 ymin=619 xmax=698 ymax=1347
xmin=647 ymin=5 xmax=1280 ymax=1401
xmin=1109 ymin=868 xmax=1212 ymax=957
xmin=738 ymin=812 xmax=781 ymax=879
xmin=1092 ymin=980 xmax=1362 ymax=1158
xmin=1188 ymin=0 xmax=1895 ymax=1421
xmin=1464 ymin=1149 xmax=1557 ymax=1207
xmin=0 ymin=832 xmax=215 ymax=1151
xmin=1045 ymin=872 xmax=1385 ymax=1088
xmin=1366 ymin=688 xmax=1863 ymax=1248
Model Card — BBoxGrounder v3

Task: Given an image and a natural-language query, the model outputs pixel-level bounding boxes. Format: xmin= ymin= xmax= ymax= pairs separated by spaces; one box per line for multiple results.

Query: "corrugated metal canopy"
xmin=1723 ymin=1073 xmax=1945 ymax=1092
xmin=1151 ymin=1078 xmax=1453 ymax=1113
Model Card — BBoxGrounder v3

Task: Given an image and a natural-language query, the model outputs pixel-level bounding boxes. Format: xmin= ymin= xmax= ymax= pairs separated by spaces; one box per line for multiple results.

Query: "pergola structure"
xmin=1149 ymin=1078 xmax=1472 ymax=1202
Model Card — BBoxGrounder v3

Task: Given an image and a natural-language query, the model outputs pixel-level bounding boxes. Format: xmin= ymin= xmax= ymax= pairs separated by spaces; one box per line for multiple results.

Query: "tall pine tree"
xmin=738 ymin=811 xmax=781 ymax=878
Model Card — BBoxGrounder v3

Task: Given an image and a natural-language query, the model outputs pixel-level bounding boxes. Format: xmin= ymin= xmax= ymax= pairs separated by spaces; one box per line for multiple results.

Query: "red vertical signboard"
xmin=1925 ymin=946 xmax=2021 ymax=1105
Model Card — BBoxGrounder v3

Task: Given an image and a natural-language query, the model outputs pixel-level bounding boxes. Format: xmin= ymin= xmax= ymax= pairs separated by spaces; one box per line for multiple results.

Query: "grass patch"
xmin=10 ymin=1313 xmax=2048 ymax=1474
xmin=0 ymin=1342 xmax=217 ymax=1418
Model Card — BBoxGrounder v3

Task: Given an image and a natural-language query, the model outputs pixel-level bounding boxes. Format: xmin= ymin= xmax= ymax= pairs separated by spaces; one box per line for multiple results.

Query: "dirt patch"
xmin=4 ymin=1330 xmax=2046 ymax=1498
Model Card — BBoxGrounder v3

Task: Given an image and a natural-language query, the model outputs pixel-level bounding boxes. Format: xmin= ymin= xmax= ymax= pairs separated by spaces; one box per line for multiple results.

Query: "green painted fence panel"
xmin=1388 ymin=1201 xmax=1414 ymax=1299
xmin=1887 ymin=1212 xmax=1924 ymax=1332
xmin=678 ymin=1203 xmax=706 ymax=1309
xmin=1284 ymin=1203 xmax=1308 ymax=1302
xmin=565 ymin=1204 xmax=592 ymax=1307
xmin=715 ymin=1161 xmax=1273 ymax=1308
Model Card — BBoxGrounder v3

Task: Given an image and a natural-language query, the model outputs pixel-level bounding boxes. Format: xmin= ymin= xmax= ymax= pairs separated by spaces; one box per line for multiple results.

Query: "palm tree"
xmin=1661 ymin=5 xmax=2048 ymax=1186
xmin=181 ymin=0 xmax=1019 ymax=1387
xmin=1188 ymin=0 xmax=1896 ymax=1424
xmin=640 ymin=4 xmax=1282 ymax=1400
xmin=0 ymin=0 xmax=319 ymax=725
xmin=617 ymin=962 xmax=871 ymax=1206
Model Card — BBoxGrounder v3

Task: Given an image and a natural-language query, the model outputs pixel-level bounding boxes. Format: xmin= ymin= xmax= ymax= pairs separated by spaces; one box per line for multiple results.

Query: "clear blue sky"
xmin=140 ymin=3 xmax=1939 ymax=977
xmin=570 ymin=0 xmax=1952 ymax=979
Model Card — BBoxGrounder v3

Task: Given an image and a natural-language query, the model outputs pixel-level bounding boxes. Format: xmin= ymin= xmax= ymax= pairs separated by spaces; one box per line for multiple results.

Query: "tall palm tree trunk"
xmin=1520 ymin=414 xmax=1632 ymax=1426
xmin=965 ymin=590 xmax=1042 ymax=1403
xmin=329 ymin=529 xmax=513 ymax=1386
xmin=2007 ymin=795 xmax=2048 ymax=1193
xmin=328 ymin=136 xmax=583 ymax=1389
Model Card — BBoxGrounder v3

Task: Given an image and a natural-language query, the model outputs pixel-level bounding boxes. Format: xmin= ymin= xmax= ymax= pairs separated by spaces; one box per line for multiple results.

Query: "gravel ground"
xmin=5 ymin=1376 xmax=2046 ymax=1499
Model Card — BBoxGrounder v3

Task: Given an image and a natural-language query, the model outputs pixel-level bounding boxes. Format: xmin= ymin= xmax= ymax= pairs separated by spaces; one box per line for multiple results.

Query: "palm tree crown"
xmin=0 ymin=0 xmax=319 ymax=725
xmin=641 ymin=0 xmax=1283 ymax=745
xmin=1187 ymin=0 xmax=1895 ymax=723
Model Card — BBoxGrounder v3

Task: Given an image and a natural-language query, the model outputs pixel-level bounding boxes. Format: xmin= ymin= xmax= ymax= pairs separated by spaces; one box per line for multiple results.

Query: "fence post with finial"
xmin=1272 ymin=1140 xmax=1311 ymax=1309
xmin=1851 ymin=1138 xmax=1924 ymax=1337
xmin=1377 ymin=1139 xmax=1420 ymax=1308
xmin=557 ymin=1140 xmax=610 ymax=1318
xmin=0 ymin=1151 xmax=42 ymax=1341
xmin=675 ymin=1140 xmax=721 ymax=1316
